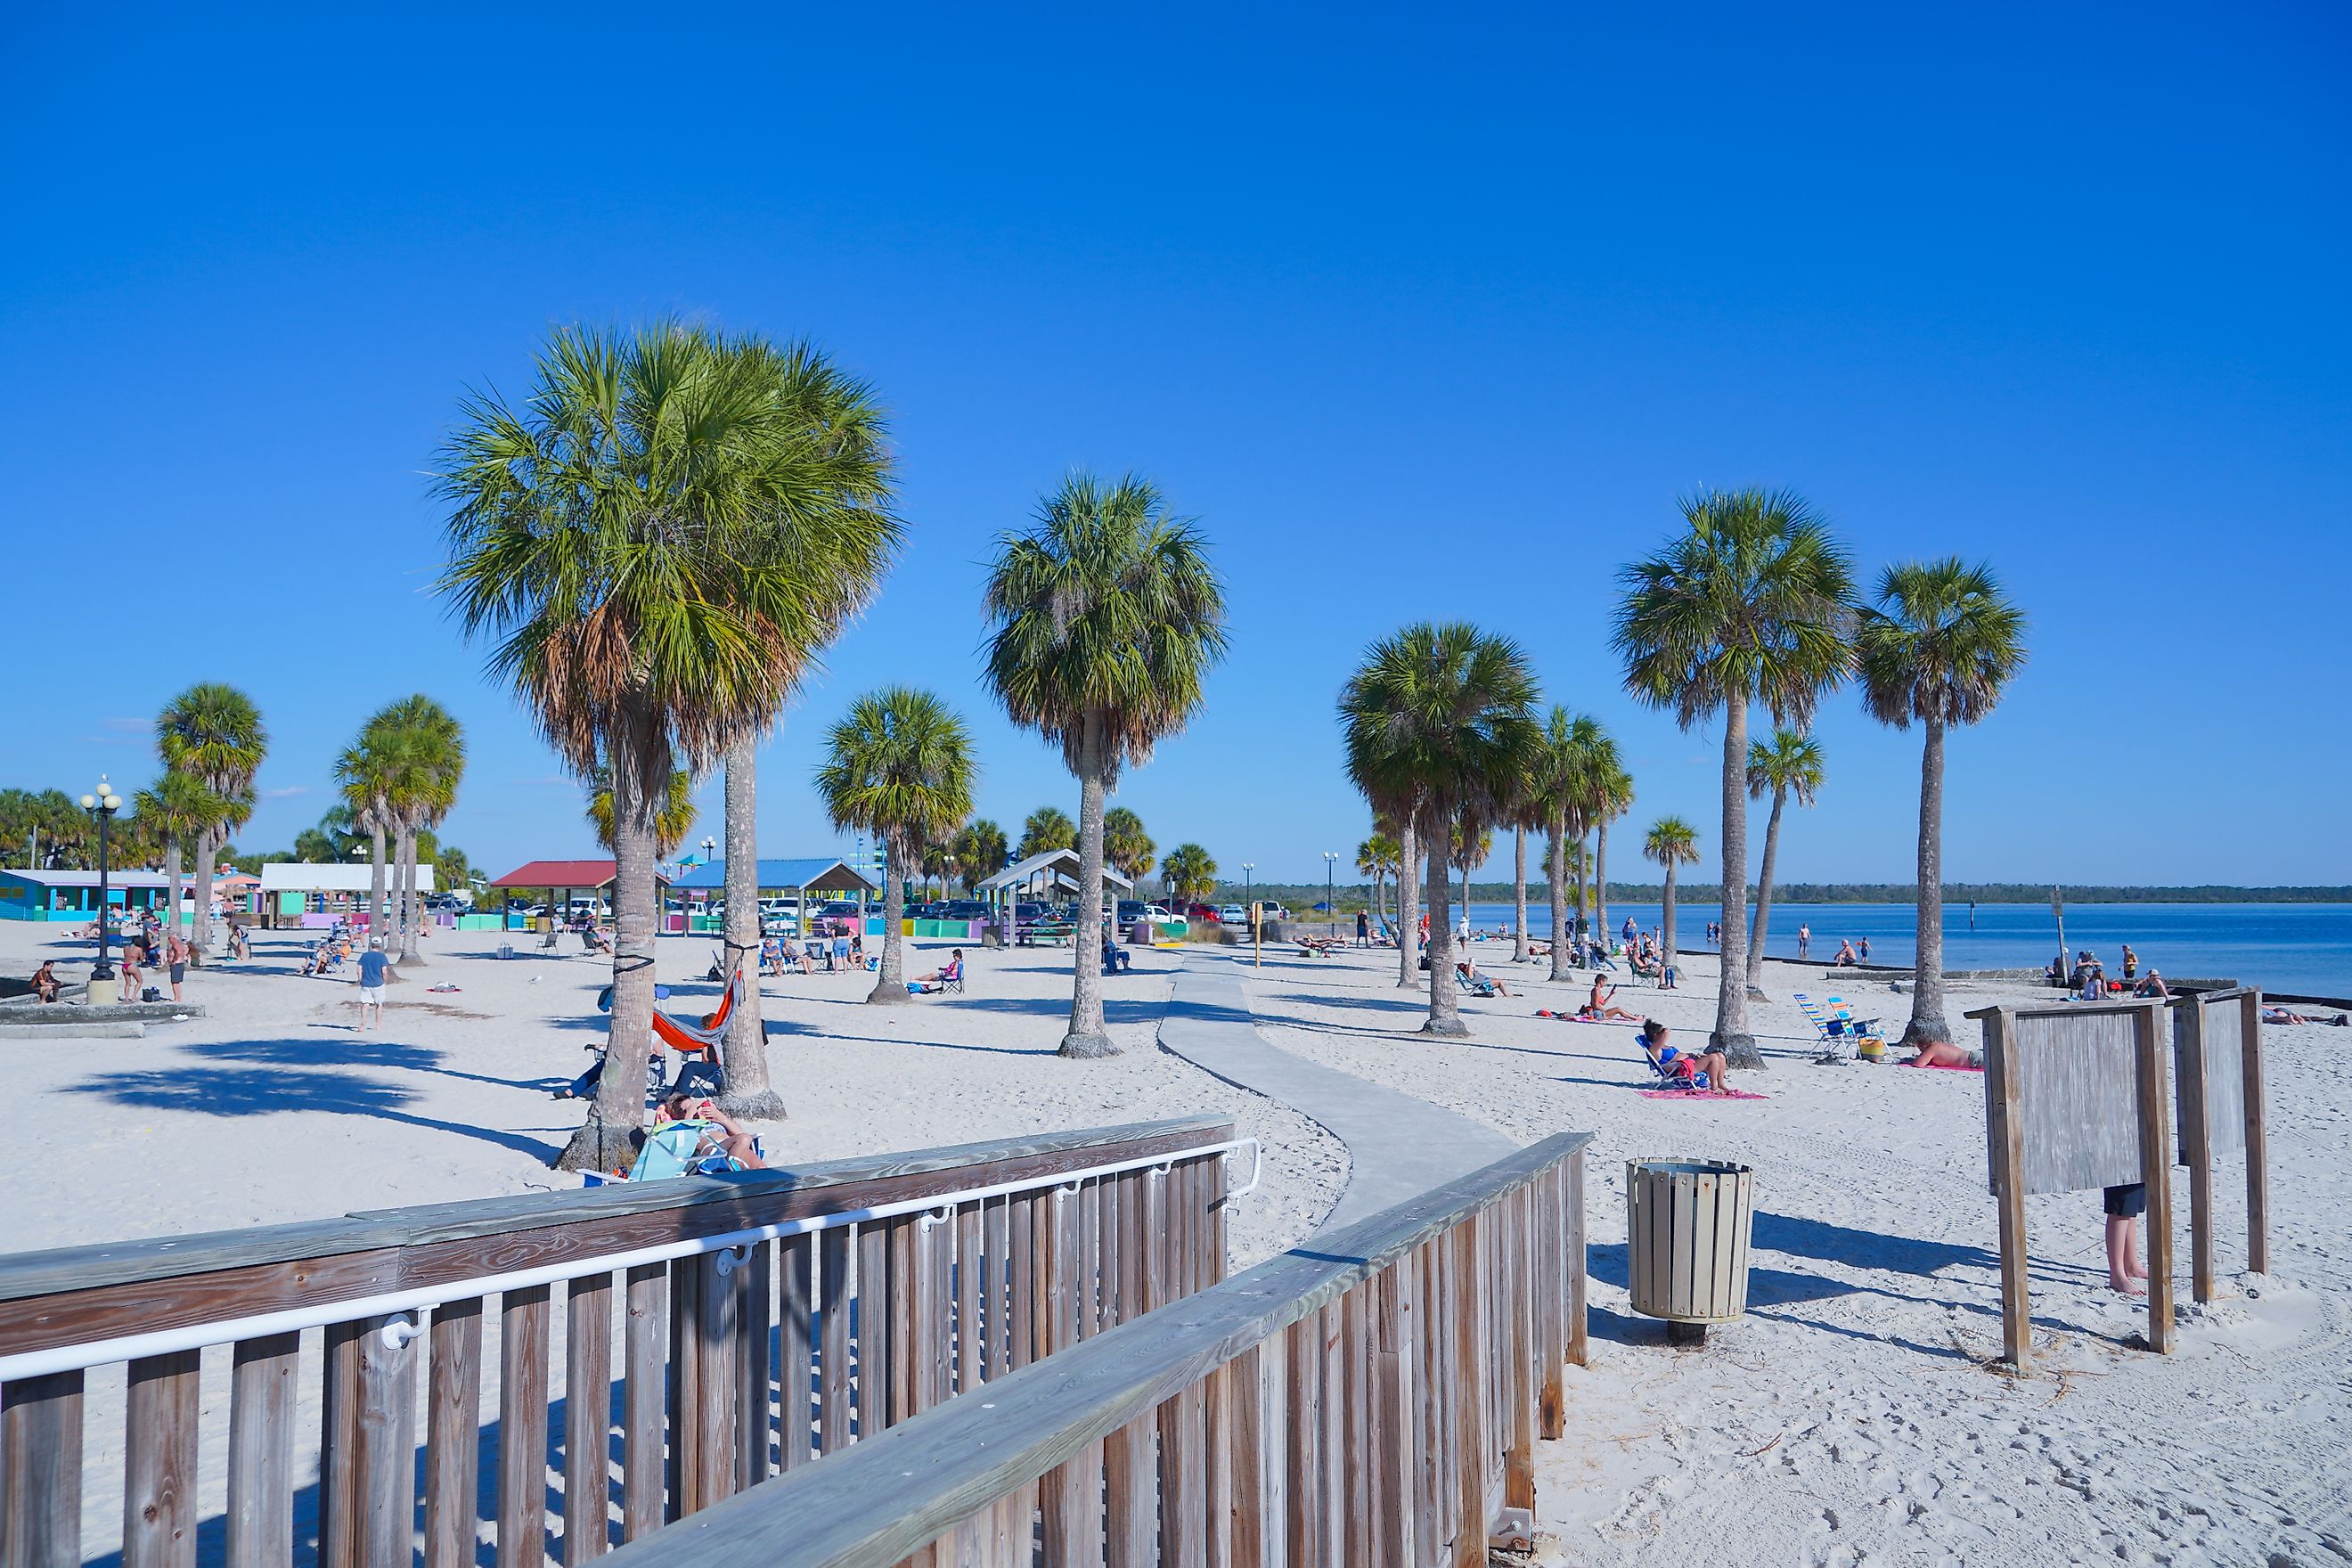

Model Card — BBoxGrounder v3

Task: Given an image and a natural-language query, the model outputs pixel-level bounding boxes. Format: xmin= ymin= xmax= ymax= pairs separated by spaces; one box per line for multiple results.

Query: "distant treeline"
xmin=1223 ymin=879 xmax=2352 ymax=907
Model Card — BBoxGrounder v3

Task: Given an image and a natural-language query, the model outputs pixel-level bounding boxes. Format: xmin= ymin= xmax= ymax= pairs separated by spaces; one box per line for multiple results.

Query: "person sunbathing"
xmin=1832 ymin=939 xmax=1859 ymax=966
xmin=29 ymin=961 xmax=61 ymax=1003
xmin=2132 ymin=970 xmax=2169 ymax=1000
xmin=1906 ymin=1039 xmax=1982 ymax=1069
xmin=2264 ymin=1005 xmax=2350 ymax=1026
xmin=910 ymin=951 xmax=965 ymax=992
xmin=1584 ymin=976 xmax=1641 ymax=1022
xmin=1639 ymin=1020 xmax=1731 ymax=1092
xmin=657 ymin=1093 xmax=766 ymax=1170
xmin=1456 ymin=960 xmax=1509 ymax=996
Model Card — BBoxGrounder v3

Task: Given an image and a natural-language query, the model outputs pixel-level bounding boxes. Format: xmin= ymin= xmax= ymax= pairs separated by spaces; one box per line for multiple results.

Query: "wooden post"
xmin=780 ymin=1233 xmax=816 ymax=1469
xmin=2175 ymin=997 xmax=2218 ymax=1305
xmin=859 ymin=1220 xmax=893 ymax=1436
xmin=1566 ymin=1150 xmax=1588 ymax=1368
xmin=124 ymin=1352 xmax=201 ymax=1568
xmin=1449 ymin=1215 xmax=1489 ymax=1568
xmin=2135 ymin=1000 xmax=2176 ymax=1353
xmin=424 ymin=1300 xmax=484 ymax=1568
xmin=1532 ymin=1166 xmax=1564 ymax=1440
xmin=739 ymin=1240 xmax=773 ymax=1491
xmin=1369 ymin=1262 xmax=1416 ymax=1566
xmin=1282 ymin=1314 xmax=1323 ymax=1568
xmin=2241 ymin=988 xmax=2269 ymax=1274
xmin=954 ymin=1204 xmax=984 ymax=1391
xmin=621 ymin=1264 xmax=666 ymax=1542
xmin=1225 ymin=1346 xmax=1269 ymax=1568
xmin=566 ymin=1273 xmax=614 ymax=1562
xmin=1501 ymin=1192 xmax=1536 ymax=1520
xmin=355 ymin=1323 xmax=417 ymax=1568
xmin=818 ymin=1227 xmax=853 ymax=1456
xmin=227 ymin=1335 xmax=298 ymax=1568
xmin=499 ymin=1285 xmax=552 ymax=1568
xmin=1982 ymin=1007 xmax=2032 ymax=1372
xmin=2 ymin=1371 xmax=83 ymax=1568
xmin=319 ymin=1318 xmax=365 ymax=1568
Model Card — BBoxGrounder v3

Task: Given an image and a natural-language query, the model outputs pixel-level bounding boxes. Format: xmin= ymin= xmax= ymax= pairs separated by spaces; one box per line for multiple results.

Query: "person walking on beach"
xmin=118 ymin=936 xmax=143 ymax=1002
xmin=355 ymin=937 xmax=391 ymax=1031
xmin=1797 ymin=923 xmax=1810 ymax=960
xmin=1355 ymin=908 xmax=1369 ymax=947
xmin=1858 ymin=935 xmax=1870 ymax=962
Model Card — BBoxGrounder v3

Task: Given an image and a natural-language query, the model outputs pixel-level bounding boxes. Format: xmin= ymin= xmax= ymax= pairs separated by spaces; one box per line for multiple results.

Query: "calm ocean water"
xmin=1449 ymin=901 xmax=2352 ymax=1000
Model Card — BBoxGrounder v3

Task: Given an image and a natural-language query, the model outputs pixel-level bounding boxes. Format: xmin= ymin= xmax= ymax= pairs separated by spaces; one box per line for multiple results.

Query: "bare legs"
xmin=2106 ymin=1214 xmax=2147 ymax=1293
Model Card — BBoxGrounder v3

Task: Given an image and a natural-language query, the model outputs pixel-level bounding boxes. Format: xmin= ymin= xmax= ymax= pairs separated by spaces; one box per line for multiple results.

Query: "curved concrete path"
xmin=1158 ymin=953 xmax=1516 ymax=1232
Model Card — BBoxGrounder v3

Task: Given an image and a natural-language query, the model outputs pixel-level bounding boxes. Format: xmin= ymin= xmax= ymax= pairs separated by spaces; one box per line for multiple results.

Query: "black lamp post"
xmin=79 ymin=776 xmax=123 ymax=979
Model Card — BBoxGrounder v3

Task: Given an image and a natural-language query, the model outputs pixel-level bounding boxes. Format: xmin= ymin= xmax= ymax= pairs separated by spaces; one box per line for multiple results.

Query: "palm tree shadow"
xmin=62 ymin=1060 xmax=564 ymax=1162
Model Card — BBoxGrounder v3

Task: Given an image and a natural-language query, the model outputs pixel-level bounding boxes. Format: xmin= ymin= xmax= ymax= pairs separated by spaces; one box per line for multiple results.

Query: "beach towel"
xmin=1639 ymin=1088 xmax=1771 ymax=1101
xmin=1909 ymin=1060 xmax=1984 ymax=1073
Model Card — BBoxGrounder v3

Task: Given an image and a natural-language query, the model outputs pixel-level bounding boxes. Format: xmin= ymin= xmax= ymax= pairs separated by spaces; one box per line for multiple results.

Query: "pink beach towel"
xmin=1638 ymin=1088 xmax=1771 ymax=1101
xmin=1908 ymin=1061 xmax=1984 ymax=1073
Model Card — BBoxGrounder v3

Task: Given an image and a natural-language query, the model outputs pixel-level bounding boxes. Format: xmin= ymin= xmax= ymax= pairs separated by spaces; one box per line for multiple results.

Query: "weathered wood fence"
xmin=0 ymin=1115 xmax=1243 ymax=1568
xmin=592 ymin=1130 xmax=1593 ymax=1568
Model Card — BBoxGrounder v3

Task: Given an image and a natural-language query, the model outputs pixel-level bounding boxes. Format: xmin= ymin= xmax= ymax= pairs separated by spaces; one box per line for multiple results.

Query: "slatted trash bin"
xmin=1627 ymin=1156 xmax=1755 ymax=1345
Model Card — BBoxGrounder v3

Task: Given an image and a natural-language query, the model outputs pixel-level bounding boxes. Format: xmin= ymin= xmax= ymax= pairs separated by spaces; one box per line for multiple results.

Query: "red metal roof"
xmin=489 ymin=859 xmax=621 ymax=889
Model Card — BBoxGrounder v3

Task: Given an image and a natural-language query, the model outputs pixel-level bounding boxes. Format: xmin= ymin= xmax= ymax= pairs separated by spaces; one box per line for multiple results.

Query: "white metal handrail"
xmin=0 ymin=1137 xmax=1257 ymax=1384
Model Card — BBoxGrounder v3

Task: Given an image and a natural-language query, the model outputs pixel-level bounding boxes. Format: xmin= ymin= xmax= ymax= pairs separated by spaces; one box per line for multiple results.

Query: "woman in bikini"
xmin=1584 ymin=975 xmax=1641 ymax=1021
xmin=1639 ymin=1020 xmax=1732 ymax=1092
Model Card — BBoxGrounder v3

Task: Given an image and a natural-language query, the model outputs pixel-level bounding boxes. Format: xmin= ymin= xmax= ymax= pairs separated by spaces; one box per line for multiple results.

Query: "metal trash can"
xmin=1626 ymin=1157 xmax=1755 ymax=1345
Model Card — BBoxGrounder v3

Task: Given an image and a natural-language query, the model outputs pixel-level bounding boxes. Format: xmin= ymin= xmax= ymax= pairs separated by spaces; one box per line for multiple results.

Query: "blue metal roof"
xmin=669 ymin=857 xmax=876 ymax=894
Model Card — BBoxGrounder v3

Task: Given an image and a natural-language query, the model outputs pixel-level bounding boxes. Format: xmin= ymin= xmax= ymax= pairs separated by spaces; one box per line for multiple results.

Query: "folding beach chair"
xmin=1637 ymin=1037 xmax=1710 ymax=1091
xmin=1793 ymin=992 xmax=1882 ymax=1061
xmin=1453 ymin=968 xmax=1502 ymax=998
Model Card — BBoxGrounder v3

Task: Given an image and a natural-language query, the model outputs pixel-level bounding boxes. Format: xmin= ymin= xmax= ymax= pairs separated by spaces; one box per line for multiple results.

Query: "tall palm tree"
xmin=1102 ymin=807 xmax=1156 ymax=890
xmin=1017 ymin=806 xmax=1076 ymax=860
xmin=1858 ymin=558 xmax=2027 ymax=1048
xmin=370 ymin=696 xmax=463 ymax=966
xmin=158 ymin=684 xmax=267 ymax=965
xmin=1161 ymin=843 xmax=1217 ymax=902
xmin=1450 ymin=821 xmax=1493 ymax=928
xmin=1644 ymin=816 xmax=1701 ymax=970
xmin=1531 ymin=708 xmax=1603 ymax=983
xmin=1339 ymin=623 xmax=1541 ymax=1037
xmin=954 ymin=819 xmax=1009 ymax=893
xmin=1744 ymin=728 xmax=1825 ymax=998
xmin=1587 ymin=755 xmax=1633 ymax=947
xmin=1356 ymin=832 xmax=1400 ymax=935
xmin=815 ymin=688 xmax=976 ymax=1002
xmin=333 ymin=715 xmax=399 ymax=951
xmin=133 ymin=772 xmax=220 ymax=938
xmin=1614 ymin=488 xmax=1855 ymax=1066
xmin=437 ymin=321 xmax=902 ymax=1170
xmin=982 ymin=472 xmax=1227 ymax=1058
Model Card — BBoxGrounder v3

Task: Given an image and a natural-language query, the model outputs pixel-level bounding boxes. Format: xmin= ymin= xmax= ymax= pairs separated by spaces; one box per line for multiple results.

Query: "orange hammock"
xmin=652 ymin=968 xmax=743 ymax=1059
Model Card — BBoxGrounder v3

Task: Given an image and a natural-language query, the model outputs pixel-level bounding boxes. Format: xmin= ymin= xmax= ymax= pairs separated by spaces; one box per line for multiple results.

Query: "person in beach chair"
xmin=630 ymin=1093 xmax=766 ymax=1177
xmin=581 ymin=924 xmax=613 ymax=955
xmin=1296 ymin=934 xmax=1343 ymax=957
xmin=1101 ymin=936 xmax=1133 ymax=974
xmin=1454 ymin=958 xmax=1509 ymax=997
xmin=1637 ymin=1019 xmax=1731 ymax=1093
xmin=910 ymin=950 xmax=966 ymax=994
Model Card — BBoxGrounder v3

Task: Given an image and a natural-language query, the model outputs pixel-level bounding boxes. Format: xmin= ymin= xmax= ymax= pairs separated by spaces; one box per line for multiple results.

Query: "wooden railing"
xmin=596 ymin=1130 xmax=1592 ymax=1567
xmin=0 ymin=1115 xmax=1242 ymax=1568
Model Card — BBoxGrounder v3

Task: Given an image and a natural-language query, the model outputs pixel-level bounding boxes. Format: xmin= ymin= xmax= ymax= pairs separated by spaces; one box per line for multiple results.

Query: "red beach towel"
xmin=1638 ymin=1088 xmax=1771 ymax=1101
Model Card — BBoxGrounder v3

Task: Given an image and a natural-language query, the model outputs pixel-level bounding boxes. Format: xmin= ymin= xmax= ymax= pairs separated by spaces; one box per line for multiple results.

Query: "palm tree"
xmin=954 ymin=819 xmax=1009 ymax=893
xmin=1356 ymin=832 xmax=1400 ymax=934
xmin=815 ymin=688 xmax=976 ymax=1002
xmin=589 ymin=766 xmax=698 ymax=856
xmin=1102 ymin=808 xmax=1156 ymax=891
xmin=1338 ymin=623 xmax=1541 ymax=1037
xmin=982 ymin=472 xmax=1227 ymax=1058
xmin=158 ymin=684 xmax=267 ymax=965
xmin=1161 ymin=843 xmax=1218 ymax=902
xmin=1586 ymin=755 xmax=1633 ymax=948
xmin=1744 ymin=728 xmax=1825 ymax=998
xmin=368 ymin=696 xmax=464 ymax=966
xmin=1614 ymin=488 xmax=1855 ymax=1067
xmin=918 ymin=841 xmax=954 ymax=901
xmin=1450 ymin=821 xmax=1493 ymax=927
xmin=333 ymin=715 xmax=398 ymax=951
xmin=1343 ymin=738 xmax=1426 ymax=992
xmin=133 ymin=772 xmax=221 ymax=939
xmin=437 ymin=321 xmax=902 ymax=1171
xmin=1017 ymin=806 xmax=1076 ymax=860
xmin=1858 ymin=559 xmax=2028 ymax=1048
xmin=1644 ymin=817 xmax=1701 ymax=969
xmin=1531 ymin=708 xmax=1603 ymax=983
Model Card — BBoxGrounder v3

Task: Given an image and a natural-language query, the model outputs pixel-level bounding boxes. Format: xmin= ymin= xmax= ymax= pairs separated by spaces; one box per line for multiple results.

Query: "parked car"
xmin=942 ymin=899 xmax=990 ymax=921
xmin=1183 ymin=902 xmax=1221 ymax=923
xmin=1115 ymin=900 xmax=1148 ymax=927
xmin=1218 ymin=903 xmax=1247 ymax=924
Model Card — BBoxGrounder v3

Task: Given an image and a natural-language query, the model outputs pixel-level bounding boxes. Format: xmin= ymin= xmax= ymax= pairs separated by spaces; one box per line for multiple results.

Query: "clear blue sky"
xmin=5 ymin=3 xmax=2346 ymax=887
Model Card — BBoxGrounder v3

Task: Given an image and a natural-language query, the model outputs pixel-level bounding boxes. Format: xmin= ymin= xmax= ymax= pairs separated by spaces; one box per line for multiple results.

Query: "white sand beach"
xmin=3 ymin=919 xmax=2345 ymax=1564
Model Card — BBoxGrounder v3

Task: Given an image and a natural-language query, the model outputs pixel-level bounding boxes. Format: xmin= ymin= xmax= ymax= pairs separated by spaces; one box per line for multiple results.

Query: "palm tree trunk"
xmin=1510 ymin=827 xmax=1530 ymax=964
xmin=718 ymin=738 xmax=783 ymax=1119
xmin=368 ymin=821 xmax=388 ymax=951
xmin=1546 ymin=817 xmax=1572 ymax=983
xmin=397 ymin=827 xmax=422 ymax=965
xmin=1393 ymin=814 xmax=1420 ymax=989
xmin=869 ymin=835 xmax=909 ymax=1003
xmin=1713 ymin=698 xmax=1762 ymax=1068
xmin=559 ymin=722 xmax=663 ymax=1172
xmin=1061 ymin=742 xmax=1114 ymax=1058
xmin=1594 ymin=822 xmax=1611 ymax=947
xmin=1422 ymin=805 xmax=1465 ymax=1036
xmin=166 ymin=837 xmax=184 ymax=946
xmin=1903 ymin=715 xmax=1951 ymax=1047
xmin=1746 ymin=786 xmax=1788 ymax=999
xmin=189 ymin=829 xmax=216 ymax=965
xmin=1662 ymin=859 xmax=1679 ymax=968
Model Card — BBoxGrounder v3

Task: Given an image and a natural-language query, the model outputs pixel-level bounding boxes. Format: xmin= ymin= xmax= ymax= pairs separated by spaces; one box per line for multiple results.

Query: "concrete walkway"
xmin=1158 ymin=954 xmax=1517 ymax=1232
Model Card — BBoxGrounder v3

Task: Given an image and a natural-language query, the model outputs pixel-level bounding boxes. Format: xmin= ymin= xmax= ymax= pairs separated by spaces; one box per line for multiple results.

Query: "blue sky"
xmin=4 ymin=3 xmax=2346 ymax=887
